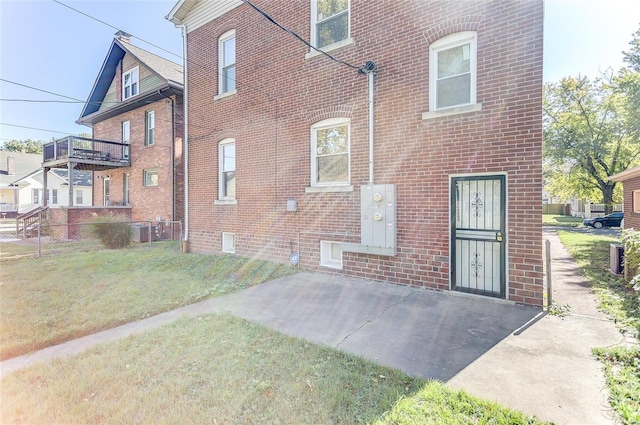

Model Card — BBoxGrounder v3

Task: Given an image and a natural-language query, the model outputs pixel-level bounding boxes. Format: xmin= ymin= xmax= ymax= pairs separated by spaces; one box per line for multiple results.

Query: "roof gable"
xmin=78 ymin=38 xmax=183 ymax=123
xmin=167 ymin=0 xmax=242 ymax=33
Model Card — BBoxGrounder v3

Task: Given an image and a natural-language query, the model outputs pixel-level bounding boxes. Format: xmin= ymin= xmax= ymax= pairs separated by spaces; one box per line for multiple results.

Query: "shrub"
xmin=87 ymin=215 xmax=133 ymax=249
xmin=621 ymin=229 xmax=640 ymax=294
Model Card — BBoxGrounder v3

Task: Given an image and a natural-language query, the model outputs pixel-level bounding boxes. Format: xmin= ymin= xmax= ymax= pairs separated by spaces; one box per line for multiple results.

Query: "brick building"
xmin=168 ymin=0 xmax=544 ymax=306
xmin=74 ymin=32 xmax=185 ymax=224
xmin=610 ymin=166 xmax=640 ymax=230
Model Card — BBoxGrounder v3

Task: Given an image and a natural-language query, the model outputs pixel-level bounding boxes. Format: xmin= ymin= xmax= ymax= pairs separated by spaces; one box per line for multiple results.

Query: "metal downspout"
xmin=177 ymin=24 xmax=189 ymax=250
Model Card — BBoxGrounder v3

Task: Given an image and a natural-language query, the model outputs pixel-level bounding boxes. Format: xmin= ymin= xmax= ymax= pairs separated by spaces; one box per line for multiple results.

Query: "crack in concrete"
xmin=335 ymin=290 xmax=414 ymax=349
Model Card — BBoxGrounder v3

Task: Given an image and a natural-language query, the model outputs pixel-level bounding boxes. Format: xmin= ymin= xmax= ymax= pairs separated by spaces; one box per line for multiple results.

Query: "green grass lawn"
xmin=1 ymin=313 xmax=550 ymax=425
xmin=542 ymin=214 xmax=583 ymax=227
xmin=0 ymin=242 xmax=297 ymax=360
xmin=558 ymin=230 xmax=640 ymax=425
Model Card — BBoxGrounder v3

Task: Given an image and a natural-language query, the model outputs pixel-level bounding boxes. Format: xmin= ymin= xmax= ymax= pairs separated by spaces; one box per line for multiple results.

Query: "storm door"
xmin=451 ymin=175 xmax=506 ymax=298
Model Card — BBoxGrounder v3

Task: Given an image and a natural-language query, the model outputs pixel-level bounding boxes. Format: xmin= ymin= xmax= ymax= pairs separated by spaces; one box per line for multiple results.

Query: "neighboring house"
xmin=42 ymin=31 xmax=184 ymax=225
xmin=610 ymin=166 xmax=640 ymax=230
xmin=10 ymin=169 xmax=92 ymax=212
xmin=0 ymin=151 xmax=42 ymax=217
xmin=168 ymin=0 xmax=544 ymax=306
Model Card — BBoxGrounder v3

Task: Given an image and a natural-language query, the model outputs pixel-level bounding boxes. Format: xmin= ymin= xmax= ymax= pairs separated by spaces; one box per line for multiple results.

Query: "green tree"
xmin=1 ymin=139 xmax=44 ymax=154
xmin=544 ymin=27 xmax=640 ymax=211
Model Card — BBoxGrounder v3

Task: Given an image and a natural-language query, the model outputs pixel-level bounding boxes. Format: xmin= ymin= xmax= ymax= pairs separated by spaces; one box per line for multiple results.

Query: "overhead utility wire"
xmin=239 ymin=0 xmax=361 ymax=71
xmin=52 ymin=0 xmax=183 ymax=61
xmin=0 ymin=123 xmax=72 ymax=135
xmin=0 ymin=78 xmax=84 ymax=102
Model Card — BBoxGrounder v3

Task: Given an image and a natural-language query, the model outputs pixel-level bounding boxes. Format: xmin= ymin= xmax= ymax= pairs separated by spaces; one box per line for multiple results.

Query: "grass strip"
xmin=542 ymin=214 xmax=583 ymax=227
xmin=0 ymin=243 xmax=297 ymax=360
xmin=1 ymin=314 xmax=549 ymax=425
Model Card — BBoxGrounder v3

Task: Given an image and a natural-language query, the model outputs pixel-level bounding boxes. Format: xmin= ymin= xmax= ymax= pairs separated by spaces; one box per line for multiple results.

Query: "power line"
xmin=0 ymin=78 xmax=85 ymax=102
xmin=239 ymin=0 xmax=361 ymax=72
xmin=52 ymin=0 xmax=183 ymax=61
xmin=0 ymin=122 xmax=74 ymax=135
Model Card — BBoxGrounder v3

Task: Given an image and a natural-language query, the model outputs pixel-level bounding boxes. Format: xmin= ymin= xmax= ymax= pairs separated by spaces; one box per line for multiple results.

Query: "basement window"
xmin=320 ymin=240 xmax=342 ymax=269
xmin=222 ymin=232 xmax=236 ymax=253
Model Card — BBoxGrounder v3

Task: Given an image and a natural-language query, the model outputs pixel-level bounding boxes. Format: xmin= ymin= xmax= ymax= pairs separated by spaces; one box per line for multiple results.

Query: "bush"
xmin=87 ymin=215 xmax=133 ymax=249
xmin=621 ymin=229 xmax=640 ymax=293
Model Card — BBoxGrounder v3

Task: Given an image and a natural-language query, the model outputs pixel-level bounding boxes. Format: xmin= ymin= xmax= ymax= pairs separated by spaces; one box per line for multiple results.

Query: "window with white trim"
xmin=32 ymin=189 xmax=41 ymax=204
xmin=320 ymin=240 xmax=342 ymax=269
xmin=145 ymin=111 xmax=155 ymax=146
xmin=123 ymin=67 xmax=139 ymax=100
xmin=75 ymin=190 xmax=83 ymax=205
xmin=123 ymin=173 xmax=130 ymax=205
xmin=143 ymin=169 xmax=158 ymax=187
xmin=429 ymin=32 xmax=477 ymax=111
xmin=218 ymin=139 xmax=236 ymax=200
xmin=634 ymin=189 xmax=640 ymax=213
xmin=122 ymin=121 xmax=130 ymax=159
xmin=49 ymin=189 xmax=58 ymax=205
xmin=311 ymin=0 xmax=349 ymax=49
xmin=222 ymin=232 xmax=236 ymax=253
xmin=311 ymin=118 xmax=350 ymax=186
xmin=219 ymin=30 xmax=236 ymax=95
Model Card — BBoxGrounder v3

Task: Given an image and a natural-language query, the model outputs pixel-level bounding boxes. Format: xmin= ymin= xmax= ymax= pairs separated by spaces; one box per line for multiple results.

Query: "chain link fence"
xmin=0 ymin=219 xmax=182 ymax=261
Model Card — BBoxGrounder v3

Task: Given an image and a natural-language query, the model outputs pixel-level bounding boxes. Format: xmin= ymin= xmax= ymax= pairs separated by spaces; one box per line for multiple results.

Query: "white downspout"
xmin=177 ymin=24 xmax=189 ymax=250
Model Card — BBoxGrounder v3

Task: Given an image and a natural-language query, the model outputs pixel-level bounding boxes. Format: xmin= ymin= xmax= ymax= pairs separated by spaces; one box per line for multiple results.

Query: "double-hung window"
xmin=219 ymin=30 xmax=236 ymax=95
xmin=218 ymin=139 xmax=236 ymax=200
xmin=311 ymin=0 xmax=349 ymax=49
xmin=429 ymin=32 xmax=477 ymax=111
xmin=122 ymin=121 xmax=130 ymax=159
xmin=50 ymin=189 xmax=58 ymax=205
xmin=123 ymin=67 xmax=139 ymax=100
xmin=311 ymin=118 xmax=350 ymax=186
xmin=145 ymin=111 xmax=155 ymax=146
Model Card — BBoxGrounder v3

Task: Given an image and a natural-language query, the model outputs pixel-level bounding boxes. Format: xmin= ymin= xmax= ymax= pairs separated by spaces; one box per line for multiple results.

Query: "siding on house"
xmin=620 ymin=176 xmax=640 ymax=230
xmin=179 ymin=0 xmax=544 ymax=306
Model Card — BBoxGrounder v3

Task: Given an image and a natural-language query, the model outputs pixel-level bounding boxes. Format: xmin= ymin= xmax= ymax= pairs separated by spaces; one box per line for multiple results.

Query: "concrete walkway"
xmin=0 ymin=228 xmax=630 ymax=424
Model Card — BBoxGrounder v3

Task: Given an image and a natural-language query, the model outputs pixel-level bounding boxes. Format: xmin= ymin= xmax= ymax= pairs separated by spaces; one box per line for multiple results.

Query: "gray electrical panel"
xmin=342 ymin=184 xmax=397 ymax=256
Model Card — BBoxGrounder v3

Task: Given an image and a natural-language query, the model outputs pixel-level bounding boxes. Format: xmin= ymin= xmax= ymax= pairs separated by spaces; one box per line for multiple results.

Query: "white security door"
xmin=451 ymin=176 xmax=506 ymax=298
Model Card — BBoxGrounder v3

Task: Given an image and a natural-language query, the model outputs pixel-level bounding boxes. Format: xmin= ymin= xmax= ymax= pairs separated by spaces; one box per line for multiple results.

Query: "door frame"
xmin=449 ymin=172 xmax=508 ymax=299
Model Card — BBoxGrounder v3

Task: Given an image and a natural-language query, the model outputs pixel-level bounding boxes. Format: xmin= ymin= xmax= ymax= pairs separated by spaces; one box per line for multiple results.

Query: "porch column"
xmin=43 ymin=167 xmax=49 ymax=207
xmin=68 ymin=164 xmax=75 ymax=207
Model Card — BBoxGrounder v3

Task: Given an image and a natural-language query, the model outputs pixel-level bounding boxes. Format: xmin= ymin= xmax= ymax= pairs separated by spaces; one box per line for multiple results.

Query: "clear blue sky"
xmin=0 ymin=0 xmax=638 ymax=143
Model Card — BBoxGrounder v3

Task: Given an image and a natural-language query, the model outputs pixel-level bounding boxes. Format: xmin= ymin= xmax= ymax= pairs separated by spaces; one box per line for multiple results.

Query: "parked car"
xmin=583 ymin=212 xmax=624 ymax=228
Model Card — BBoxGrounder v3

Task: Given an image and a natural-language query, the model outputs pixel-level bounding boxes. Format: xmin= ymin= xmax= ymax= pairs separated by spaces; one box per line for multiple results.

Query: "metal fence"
xmin=0 ymin=220 xmax=182 ymax=261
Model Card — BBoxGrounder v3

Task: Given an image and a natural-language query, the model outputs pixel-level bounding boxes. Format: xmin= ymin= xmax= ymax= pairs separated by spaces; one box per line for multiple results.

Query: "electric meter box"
xmin=361 ymin=184 xmax=396 ymax=248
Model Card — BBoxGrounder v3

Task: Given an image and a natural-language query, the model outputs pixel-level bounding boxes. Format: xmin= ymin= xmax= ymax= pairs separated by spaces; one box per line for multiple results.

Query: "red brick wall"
xmin=92 ymin=94 xmax=184 ymax=223
xmin=185 ymin=0 xmax=544 ymax=305
xmin=622 ymin=177 xmax=640 ymax=230
xmin=49 ymin=206 xmax=131 ymax=239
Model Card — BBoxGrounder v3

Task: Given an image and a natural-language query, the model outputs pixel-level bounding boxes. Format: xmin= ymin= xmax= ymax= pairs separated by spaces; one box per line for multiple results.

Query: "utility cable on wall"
xmin=239 ymin=0 xmax=362 ymax=72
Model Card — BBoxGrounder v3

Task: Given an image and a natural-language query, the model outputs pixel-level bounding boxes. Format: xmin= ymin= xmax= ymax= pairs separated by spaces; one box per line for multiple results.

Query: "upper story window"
xmin=219 ymin=30 xmax=236 ymax=95
xmin=123 ymin=67 xmax=139 ymax=100
xmin=311 ymin=118 xmax=350 ymax=186
xmin=145 ymin=111 xmax=155 ymax=146
xmin=311 ymin=0 xmax=349 ymax=49
xmin=429 ymin=32 xmax=477 ymax=111
xmin=218 ymin=139 xmax=236 ymax=200
xmin=122 ymin=121 xmax=130 ymax=159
